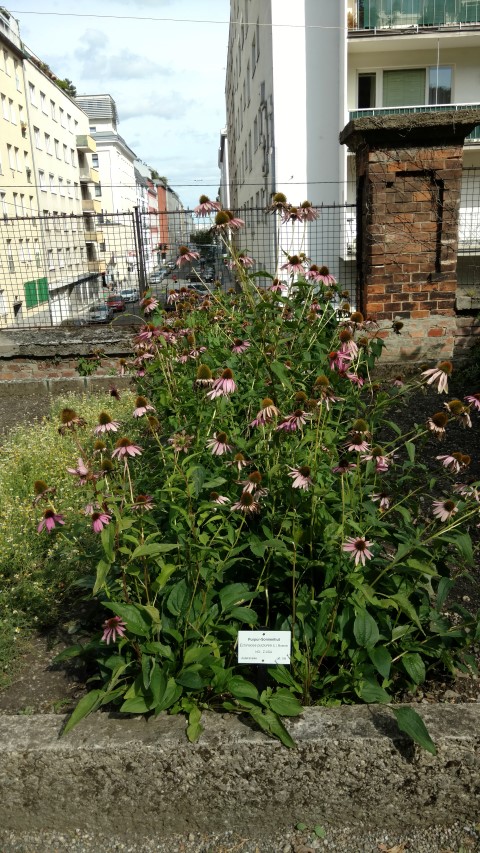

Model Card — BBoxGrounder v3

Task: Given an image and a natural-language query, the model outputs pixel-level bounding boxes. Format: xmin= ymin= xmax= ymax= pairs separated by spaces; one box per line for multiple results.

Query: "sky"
xmin=8 ymin=0 xmax=230 ymax=208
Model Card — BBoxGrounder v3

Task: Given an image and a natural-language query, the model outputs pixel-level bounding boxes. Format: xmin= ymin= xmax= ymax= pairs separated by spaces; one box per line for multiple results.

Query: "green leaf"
xmin=248 ymin=706 xmax=296 ymax=748
xmin=63 ymin=689 xmax=104 ymax=734
xmin=402 ymin=652 xmax=426 ymax=685
xmin=390 ymin=593 xmax=423 ymax=631
xmin=167 ymin=579 xmax=190 ymax=617
xmin=392 ymin=706 xmax=437 ymax=755
xmin=228 ymin=606 xmax=258 ymax=623
xmin=406 ymin=558 xmax=438 ymax=577
xmin=405 ymin=441 xmax=415 ymax=463
xmin=154 ymin=563 xmax=177 ymax=590
xmin=156 ymin=677 xmax=182 ymax=712
xmin=267 ymin=689 xmax=303 ymax=717
xmin=443 ymin=532 xmax=474 ymax=565
xmin=357 ymin=678 xmax=390 ymax=704
xmin=103 ymin=602 xmax=152 ymax=637
xmin=368 ymin=646 xmax=392 ymax=680
xmin=227 ymin=675 xmax=259 ymax=701
xmin=314 ymin=826 xmax=326 ymax=839
xmin=93 ymin=559 xmax=112 ymax=595
xmin=176 ymin=667 xmax=205 ymax=690
xmin=353 ymin=610 xmax=380 ymax=648
xmin=186 ymin=705 xmax=204 ymax=743
xmin=131 ymin=542 xmax=177 ymax=560
xmin=270 ymin=360 xmax=293 ymax=390
xmin=53 ymin=644 xmax=84 ymax=663
xmin=218 ymin=583 xmax=256 ymax=612
xmin=267 ymin=666 xmax=302 ymax=693
xmin=101 ymin=523 xmax=115 ymax=562
xmin=436 ymin=577 xmax=455 ymax=610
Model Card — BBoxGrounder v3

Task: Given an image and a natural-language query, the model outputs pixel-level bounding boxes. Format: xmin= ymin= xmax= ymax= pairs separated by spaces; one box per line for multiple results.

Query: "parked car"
xmin=86 ymin=303 xmax=114 ymax=324
xmin=187 ymin=282 xmax=210 ymax=297
xmin=166 ymin=261 xmax=176 ymax=270
xmin=149 ymin=269 xmax=168 ymax=284
xmin=119 ymin=287 xmax=140 ymax=303
xmin=106 ymin=294 xmax=126 ymax=312
xmin=59 ymin=317 xmax=87 ymax=327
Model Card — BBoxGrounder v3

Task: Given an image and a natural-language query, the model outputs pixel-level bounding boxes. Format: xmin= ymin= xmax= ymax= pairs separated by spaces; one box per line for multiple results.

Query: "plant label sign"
xmin=237 ymin=630 xmax=291 ymax=664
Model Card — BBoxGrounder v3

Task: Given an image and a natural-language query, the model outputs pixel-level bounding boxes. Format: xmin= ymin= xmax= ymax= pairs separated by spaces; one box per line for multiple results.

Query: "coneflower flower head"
xmin=93 ymin=439 xmax=107 ymax=452
xmin=95 ymin=412 xmax=120 ymax=434
xmin=421 ymin=361 xmax=453 ymax=394
xmin=350 ymin=311 xmax=364 ymax=324
xmin=352 ymin=418 xmax=369 ymax=435
xmin=34 ymin=480 xmax=49 ymax=495
xmin=195 ymin=364 xmax=213 ymax=385
xmin=432 ymin=498 xmax=457 ymax=522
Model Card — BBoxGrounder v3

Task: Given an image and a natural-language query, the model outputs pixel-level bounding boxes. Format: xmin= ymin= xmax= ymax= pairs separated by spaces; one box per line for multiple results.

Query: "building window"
xmin=0 ymin=192 xmax=7 ymax=216
xmin=59 ymin=177 xmax=65 ymax=196
xmin=9 ymin=98 xmax=16 ymax=123
xmin=58 ymin=247 xmax=65 ymax=267
xmin=358 ymin=73 xmax=376 ymax=108
xmin=45 ymin=132 xmax=51 ymax=154
xmin=40 ymin=91 xmax=47 ymax=113
xmin=59 ymin=107 xmax=65 ymax=128
xmin=89 ymin=126 xmax=96 ymax=133
xmin=428 ymin=66 xmax=452 ymax=105
xmin=28 ymin=82 xmax=36 ymax=106
xmin=383 ymin=68 xmax=426 ymax=107
xmin=14 ymin=59 xmax=21 ymax=90
xmin=47 ymin=249 xmax=54 ymax=269
xmin=7 ymin=143 xmax=14 ymax=170
xmin=54 ymin=138 xmax=60 ymax=158
xmin=13 ymin=193 xmax=19 ymax=216
xmin=14 ymin=146 xmax=20 ymax=171
xmin=95 ymin=182 xmax=102 ymax=198
xmin=7 ymin=240 xmax=15 ymax=271
xmin=63 ymin=144 xmax=69 ymax=163
xmin=34 ymin=126 xmax=41 ymax=149
xmin=67 ymin=180 xmax=72 ymax=198
xmin=1 ymin=94 xmax=8 ymax=120
xmin=49 ymin=174 xmax=56 ymax=194
xmin=50 ymin=99 xmax=56 ymax=120
xmin=70 ymin=148 xmax=76 ymax=167
xmin=92 ymin=153 xmax=99 ymax=168
xmin=39 ymin=169 xmax=46 ymax=191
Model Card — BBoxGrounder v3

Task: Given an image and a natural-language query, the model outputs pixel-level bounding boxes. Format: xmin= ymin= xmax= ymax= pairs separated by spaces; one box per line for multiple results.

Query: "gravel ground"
xmin=0 ymin=823 xmax=479 ymax=852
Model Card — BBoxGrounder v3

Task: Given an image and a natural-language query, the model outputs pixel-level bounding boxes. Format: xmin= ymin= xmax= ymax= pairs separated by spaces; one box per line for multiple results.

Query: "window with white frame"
xmin=44 ymin=132 xmax=51 ymax=154
xmin=49 ymin=173 xmax=56 ymax=194
xmin=50 ymin=99 xmax=56 ymax=120
xmin=47 ymin=249 xmax=54 ymax=269
xmin=9 ymin=99 xmax=16 ymax=124
xmin=39 ymin=169 xmax=46 ymax=190
xmin=67 ymin=179 xmax=72 ymax=198
xmin=54 ymin=138 xmax=60 ymax=158
xmin=4 ymin=50 xmax=10 ymax=76
xmin=7 ymin=143 xmax=14 ymax=170
xmin=14 ymin=147 xmax=20 ymax=171
xmin=1 ymin=94 xmax=8 ymax=120
xmin=28 ymin=82 xmax=36 ymax=106
xmin=59 ymin=177 xmax=65 ymax=196
xmin=13 ymin=193 xmax=18 ymax=216
xmin=19 ymin=194 xmax=25 ymax=216
xmin=33 ymin=126 xmax=41 ymax=149
xmin=70 ymin=148 xmax=76 ymax=167
xmin=59 ymin=107 xmax=65 ymax=128
xmin=58 ymin=247 xmax=65 ymax=267
xmin=14 ymin=60 xmax=20 ymax=90
xmin=63 ymin=144 xmax=69 ymax=163
xmin=0 ymin=291 xmax=6 ymax=317
xmin=7 ymin=240 xmax=15 ymax=271
xmin=40 ymin=91 xmax=47 ymax=113
xmin=0 ymin=192 xmax=7 ymax=216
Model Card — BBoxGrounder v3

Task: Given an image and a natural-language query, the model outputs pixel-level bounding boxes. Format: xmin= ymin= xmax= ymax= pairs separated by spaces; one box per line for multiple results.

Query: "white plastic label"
xmin=237 ymin=630 xmax=291 ymax=664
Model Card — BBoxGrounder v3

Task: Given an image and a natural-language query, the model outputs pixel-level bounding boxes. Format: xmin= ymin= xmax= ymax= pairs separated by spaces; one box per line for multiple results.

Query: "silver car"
xmin=87 ymin=303 xmax=114 ymax=323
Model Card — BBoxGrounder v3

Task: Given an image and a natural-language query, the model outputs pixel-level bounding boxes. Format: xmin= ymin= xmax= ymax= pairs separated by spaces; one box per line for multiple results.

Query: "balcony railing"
xmin=350 ymin=0 xmax=480 ymax=29
xmin=349 ymin=103 xmax=480 ymax=140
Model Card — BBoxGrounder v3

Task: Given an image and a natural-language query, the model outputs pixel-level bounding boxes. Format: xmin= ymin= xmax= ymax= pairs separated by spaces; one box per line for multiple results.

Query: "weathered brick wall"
xmin=341 ymin=111 xmax=480 ymax=364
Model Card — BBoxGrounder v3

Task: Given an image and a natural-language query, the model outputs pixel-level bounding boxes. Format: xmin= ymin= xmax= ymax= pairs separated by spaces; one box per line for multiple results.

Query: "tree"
xmin=56 ymin=78 xmax=77 ymax=98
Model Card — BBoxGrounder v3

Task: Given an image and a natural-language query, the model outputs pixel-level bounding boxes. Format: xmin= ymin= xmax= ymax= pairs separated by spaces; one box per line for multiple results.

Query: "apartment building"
xmin=0 ymin=7 xmax=102 ymax=326
xmin=225 ymin=0 xmax=480 ymax=280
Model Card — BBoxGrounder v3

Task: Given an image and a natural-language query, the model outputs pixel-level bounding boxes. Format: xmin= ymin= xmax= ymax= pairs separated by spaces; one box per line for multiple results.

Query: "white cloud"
xmin=75 ymin=30 xmax=172 ymax=81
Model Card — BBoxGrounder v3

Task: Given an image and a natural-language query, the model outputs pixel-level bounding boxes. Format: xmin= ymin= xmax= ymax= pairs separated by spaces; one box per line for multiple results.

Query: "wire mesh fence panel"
xmin=459 ymin=167 xmax=480 ymax=294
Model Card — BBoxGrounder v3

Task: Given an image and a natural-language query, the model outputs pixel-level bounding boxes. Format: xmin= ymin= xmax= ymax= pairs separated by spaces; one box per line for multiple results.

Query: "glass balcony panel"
xmin=356 ymin=0 xmax=480 ymax=29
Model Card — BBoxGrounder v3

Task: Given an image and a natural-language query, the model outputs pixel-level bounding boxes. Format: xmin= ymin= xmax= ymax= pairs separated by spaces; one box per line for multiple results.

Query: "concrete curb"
xmin=0 ymin=704 xmax=479 ymax=837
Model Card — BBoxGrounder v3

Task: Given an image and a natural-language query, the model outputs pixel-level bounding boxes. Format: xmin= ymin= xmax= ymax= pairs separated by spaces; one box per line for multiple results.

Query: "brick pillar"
xmin=340 ymin=111 xmax=480 ymax=364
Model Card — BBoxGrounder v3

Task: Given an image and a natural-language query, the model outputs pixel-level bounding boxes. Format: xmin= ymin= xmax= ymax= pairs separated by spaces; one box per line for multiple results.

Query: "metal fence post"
xmin=133 ymin=206 xmax=147 ymax=296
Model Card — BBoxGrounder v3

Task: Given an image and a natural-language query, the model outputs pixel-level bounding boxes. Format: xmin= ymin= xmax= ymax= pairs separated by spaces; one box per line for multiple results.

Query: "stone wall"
xmin=340 ymin=111 xmax=480 ymax=364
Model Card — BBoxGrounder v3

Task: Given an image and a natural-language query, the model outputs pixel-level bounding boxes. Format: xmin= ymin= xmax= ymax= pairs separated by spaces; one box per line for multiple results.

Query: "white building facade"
xmin=225 ymin=0 xmax=480 ymax=281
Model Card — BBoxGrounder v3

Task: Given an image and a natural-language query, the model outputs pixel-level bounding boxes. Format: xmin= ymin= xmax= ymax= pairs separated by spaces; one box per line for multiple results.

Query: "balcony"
xmin=84 ymin=230 xmax=104 ymax=243
xmin=81 ymin=198 xmax=102 ymax=214
xmin=87 ymin=259 xmax=106 ymax=274
xmin=76 ymin=135 xmax=97 ymax=153
xmin=349 ymin=0 xmax=480 ymax=30
xmin=79 ymin=166 xmax=100 ymax=184
xmin=349 ymin=103 xmax=480 ymax=141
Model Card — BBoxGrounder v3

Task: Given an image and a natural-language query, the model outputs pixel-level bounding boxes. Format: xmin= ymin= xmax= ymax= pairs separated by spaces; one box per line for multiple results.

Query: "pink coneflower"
xmin=195 ymin=364 xmax=214 ymax=386
xmin=168 ymin=430 xmax=194 ymax=453
xmin=141 ymin=296 xmax=160 ymax=314
xmin=280 ymin=254 xmax=306 ymax=276
xmin=231 ymin=491 xmax=260 ymax=514
xmin=167 ymin=290 xmax=180 ymax=304
xmin=299 ymin=200 xmax=319 ymax=222
xmin=432 ymin=498 xmax=458 ymax=523
xmin=250 ymin=397 xmax=280 ymax=427
xmin=347 ymin=436 xmax=370 ymax=453
xmin=339 ymin=328 xmax=359 ymax=358
xmin=111 ymin=437 xmax=143 ymax=460
xmin=371 ymin=492 xmax=391 ymax=511
xmin=277 ymin=409 xmax=311 ymax=432
xmin=206 ymin=431 xmax=233 ymax=456
xmin=37 ymin=508 xmax=65 ymax=533
xmin=465 ymin=393 xmax=480 ymax=411
xmin=227 ymin=452 xmax=250 ymax=472
xmin=427 ymin=412 xmax=449 ymax=438
xmin=91 ymin=511 xmax=111 ymax=533
xmin=189 ymin=346 xmax=207 ymax=359
xmin=287 ymin=465 xmax=313 ymax=490
xmin=133 ymin=396 xmax=155 ymax=418
xmin=346 ymin=371 xmax=365 ymax=388
xmin=332 ymin=459 xmax=356 ymax=474
xmin=101 ymin=615 xmax=127 ymax=645
xmin=444 ymin=399 xmax=472 ymax=428
xmin=210 ymin=491 xmax=230 ymax=505
xmin=436 ymin=452 xmax=471 ymax=474
xmin=194 ymin=195 xmax=222 ymax=216
xmin=176 ymin=246 xmax=200 ymax=267
xmin=239 ymin=470 xmax=264 ymax=494
xmin=131 ymin=494 xmax=154 ymax=511
xmin=361 ymin=446 xmax=392 ymax=473
xmin=313 ymin=376 xmax=341 ymax=411
xmin=58 ymin=408 xmax=86 ymax=434
xmin=231 ymin=338 xmax=250 ymax=354
xmin=315 ymin=265 xmax=337 ymax=286
xmin=94 ymin=412 xmax=120 ymax=434
xmin=206 ymin=368 xmax=237 ymax=400
xmin=421 ymin=361 xmax=453 ymax=395
xmin=342 ymin=536 xmax=373 ymax=567
xmin=268 ymin=192 xmax=290 ymax=215
xmin=329 ymin=350 xmax=352 ymax=372
xmin=213 ymin=210 xmax=243 ymax=232
xmin=66 ymin=457 xmax=90 ymax=485
xmin=269 ymin=279 xmax=287 ymax=294
xmin=453 ymin=483 xmax=480 ymax=501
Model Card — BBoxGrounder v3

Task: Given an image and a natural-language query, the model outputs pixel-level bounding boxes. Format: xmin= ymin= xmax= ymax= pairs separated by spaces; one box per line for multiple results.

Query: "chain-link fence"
xmin=1 ymin=182 xmax=479 ymax=328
